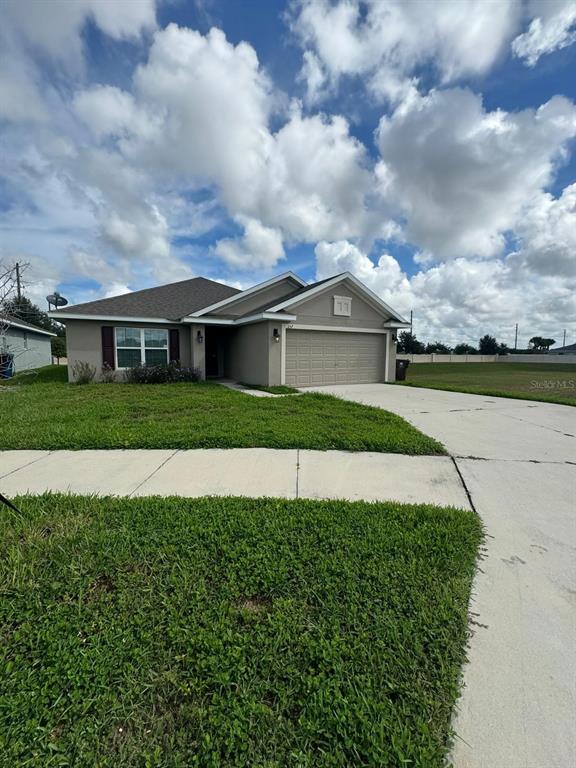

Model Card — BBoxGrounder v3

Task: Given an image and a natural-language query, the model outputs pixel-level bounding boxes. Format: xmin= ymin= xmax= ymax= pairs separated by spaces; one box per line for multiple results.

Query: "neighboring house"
xmin=0 ymin=316 xmax=56 ymax=373
xmin=49 ymin=272 xmax=409 ymax=386
xmin=550 ymin=342 xmax=576 ymax=355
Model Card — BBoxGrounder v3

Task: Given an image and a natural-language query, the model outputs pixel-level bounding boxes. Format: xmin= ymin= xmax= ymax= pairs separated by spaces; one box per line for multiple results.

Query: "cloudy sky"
xmin=1 ymin=0 xmax=575 ymax=347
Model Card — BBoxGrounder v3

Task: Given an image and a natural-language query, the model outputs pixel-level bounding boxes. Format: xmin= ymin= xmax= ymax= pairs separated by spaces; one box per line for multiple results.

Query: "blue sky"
xmin=1 ymin=0 xmax=575 ymax=346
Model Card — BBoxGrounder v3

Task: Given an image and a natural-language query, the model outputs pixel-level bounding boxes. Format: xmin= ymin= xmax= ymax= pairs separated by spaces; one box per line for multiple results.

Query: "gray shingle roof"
xmin=551 ymin=342 xmax=576 ymax=353
xmin=1 ymin=315 xmax=56 ymax=336
xmin=235 ymin=276 xmax=340 ymax=318
xmin=54 ymin=277 xmax=241 ymax=321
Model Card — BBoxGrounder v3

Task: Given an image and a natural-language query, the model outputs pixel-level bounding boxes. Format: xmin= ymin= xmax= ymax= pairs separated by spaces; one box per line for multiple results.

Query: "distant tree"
xmin=425 ymin=342 xmax=452 ymax=354
xmin=397 ymin=331 xmax=425 ymax=354
xmin=479 ymin=335 xmax=499 ymax=354
xmin=51 ymin=335 xmax=66 ymax=361
xmin=2 ymin=295 xmax=61 ymax=334
xmin=529 ymin=336 xmax=555 ymax=351
xmin=453 ymin=343 xmax=477 ymax=355
xmin=497 ymin=342 xmax=510 ymax=355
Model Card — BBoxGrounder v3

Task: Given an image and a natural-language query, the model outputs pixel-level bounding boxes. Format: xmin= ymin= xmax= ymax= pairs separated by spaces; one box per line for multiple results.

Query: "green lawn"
xmin=0 ymin=366 xmax=444 ymax=454
xmin=0 ymin=494 xmax=482 ymax=767
xmin=398 ymin=362 xmax=576 ymax=405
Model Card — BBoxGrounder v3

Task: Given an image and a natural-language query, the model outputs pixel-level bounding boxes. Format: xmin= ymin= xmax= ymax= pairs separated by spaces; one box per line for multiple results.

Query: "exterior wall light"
xmin=197 ymin=330 xmax=204 ymax=344
xmin=273 ymin=328 xmax=280 ymax=343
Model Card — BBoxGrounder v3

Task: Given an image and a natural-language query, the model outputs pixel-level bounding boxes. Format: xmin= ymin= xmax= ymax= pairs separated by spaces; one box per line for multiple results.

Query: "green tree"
xmin=425 ymin=342 xmax=452 ymax=354
xmin=479 ymin=335 xmax=499 ymax=354
xmin=453 ymin=343 xmax=477 ymax=355
xmin=397 ymin=331 xmax=425 ymax=354
xmin=2 ymin=296 xmax=61 ymax=334
xmin=529 ymin=336 xmax=555 ymax=351
xmin=51 ymin=335 xmax=67 ymax=361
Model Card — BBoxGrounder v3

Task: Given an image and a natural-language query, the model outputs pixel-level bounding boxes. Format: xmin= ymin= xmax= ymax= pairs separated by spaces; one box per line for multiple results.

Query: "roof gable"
xmin=265 ymin=272 xmax=408 ymax=323
xmin=191 ymin=272 xmax=306 ymax=317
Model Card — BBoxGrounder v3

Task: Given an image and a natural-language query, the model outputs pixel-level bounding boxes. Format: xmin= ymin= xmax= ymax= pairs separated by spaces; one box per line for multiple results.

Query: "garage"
xmin=285 ymin=329 xmax=385 ymax=387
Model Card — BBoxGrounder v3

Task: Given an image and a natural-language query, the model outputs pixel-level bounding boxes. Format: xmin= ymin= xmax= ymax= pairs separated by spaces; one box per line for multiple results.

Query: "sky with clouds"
xmin=1 ymin=0 xmax=575 ymax=347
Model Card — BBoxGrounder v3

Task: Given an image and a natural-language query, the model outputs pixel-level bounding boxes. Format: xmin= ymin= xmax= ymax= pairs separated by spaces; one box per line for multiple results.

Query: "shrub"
xmin=100 ymin=362 xmax=116 ymax=383
xmin=124 ymin=363 xmax=201 ymax=384
xmin=71 ymin=360 xmax=96 ymax=385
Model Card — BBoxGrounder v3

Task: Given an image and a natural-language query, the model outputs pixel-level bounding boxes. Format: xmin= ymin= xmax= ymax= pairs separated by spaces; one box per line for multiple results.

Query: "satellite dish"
xmin=46 ymin=292 xmax=68 ymax=309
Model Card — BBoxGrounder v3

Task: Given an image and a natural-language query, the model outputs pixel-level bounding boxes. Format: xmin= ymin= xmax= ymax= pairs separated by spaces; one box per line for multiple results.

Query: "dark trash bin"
xmin=395 ymin=358 xmax=410 ymax=381
xmin=0 ymin=353 xmax=14 ymax=379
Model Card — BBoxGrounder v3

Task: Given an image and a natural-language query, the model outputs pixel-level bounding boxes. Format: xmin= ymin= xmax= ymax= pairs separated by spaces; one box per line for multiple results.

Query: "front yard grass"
xmin=0 ymin=494 xmax=482 ymax=767
xmin=1 ymin=366 xmax=444 ymax=454
xmin=397 ymin=361 xmax=576 ymax=406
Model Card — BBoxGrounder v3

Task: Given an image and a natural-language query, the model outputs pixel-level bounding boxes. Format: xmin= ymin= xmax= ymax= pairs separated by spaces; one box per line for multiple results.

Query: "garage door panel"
xmin=285 ymin=329 xmax=384 ymax=387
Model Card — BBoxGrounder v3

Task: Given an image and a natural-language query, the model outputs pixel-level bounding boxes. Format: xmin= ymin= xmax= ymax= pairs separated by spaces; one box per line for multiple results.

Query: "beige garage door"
xmin=285 ymin=329 xmax=385 ymax=387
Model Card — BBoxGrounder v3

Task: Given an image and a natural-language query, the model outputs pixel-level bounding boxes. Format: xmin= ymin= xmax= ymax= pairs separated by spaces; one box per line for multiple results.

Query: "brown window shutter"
xmin=101 ymin=326 xmax=115 ymax=369
xmin=169 ymin=329 xmax=180 ymax=364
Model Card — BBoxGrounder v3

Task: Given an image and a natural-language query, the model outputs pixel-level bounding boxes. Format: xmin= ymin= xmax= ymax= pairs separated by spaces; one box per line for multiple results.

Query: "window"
xmin=333 ymin=295 xmax=352 ymax=317
xmin=115 ymin=327 xmax=168 ymax=368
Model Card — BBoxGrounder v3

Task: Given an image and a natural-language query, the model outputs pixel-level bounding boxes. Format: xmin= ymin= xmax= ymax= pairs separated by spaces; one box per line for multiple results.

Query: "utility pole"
xmin=514 ymin=323 xmax=518 ymax=352
xmin=15 ymin=262 xmax=22 ymax=302
xmin=410 ymin=310 xmax=413 ymax=334
xmin=562 ymin=329 xmax=566 ymax=347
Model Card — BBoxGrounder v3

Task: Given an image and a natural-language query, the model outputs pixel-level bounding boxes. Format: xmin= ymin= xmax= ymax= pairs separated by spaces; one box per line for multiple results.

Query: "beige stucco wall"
xmin=387 ymin=332 xmax=396 ymax=382
xmin=64 ymin=320 xmax=191 ymax=381
xmin=189 ymin=324 xmax=206 ymax=379
xmin=291 ymin=282 xmax=387 ymax=329
xmin=224 ymin=322 xmax=279 ymax=386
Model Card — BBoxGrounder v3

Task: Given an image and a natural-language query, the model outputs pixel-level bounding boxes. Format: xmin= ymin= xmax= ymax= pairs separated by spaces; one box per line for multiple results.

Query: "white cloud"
xmin=214 ymin=218 xmax=285 ymax=270
xmin=2 ymin=0 xmax=156 ymax=63
xmin=375 ymin=88 xmax=576 ymax=259
xmin=314 ymin=241 xmax=576 ymax=347
xmin=74 ymin=24 xmax=373 ymax=244
xmin=512 ymin=184 xmax=576 ymax=277
xmin=298 ymin=51 xmax=328 ymax=105
xmin=291 ymin=0 xmax=520 ymax=104
xmin=73 ymin=86 xmax=157 ymax=140
xmin=513 ymin=0 xmax=576 ymax=66
xmin=1 ymin=3 xmax=575 ymax=347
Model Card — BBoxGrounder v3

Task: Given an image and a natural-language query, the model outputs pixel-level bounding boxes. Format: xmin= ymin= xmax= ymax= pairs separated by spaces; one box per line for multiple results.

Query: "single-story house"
xmin=49 ymin=272 xmax=409 ymax=386
xmin=0 ymin=316 xmax=56 ymax=374
xmin=550 ymin=342 xmax=576 ymax=355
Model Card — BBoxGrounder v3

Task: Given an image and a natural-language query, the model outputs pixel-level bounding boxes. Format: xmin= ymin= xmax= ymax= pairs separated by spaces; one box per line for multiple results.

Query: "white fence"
xmin=398 ymin=354 xmax=576 ymax=364
xmin=496 ymin=354 xmax=575 ymax=364
xmin=399 ymin=354 xmax=497 ymax=363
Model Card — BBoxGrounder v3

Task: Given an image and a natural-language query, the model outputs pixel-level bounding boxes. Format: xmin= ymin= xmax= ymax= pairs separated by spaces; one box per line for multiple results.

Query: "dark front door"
xmin=205 ymin=329 xmax=220 ymax=377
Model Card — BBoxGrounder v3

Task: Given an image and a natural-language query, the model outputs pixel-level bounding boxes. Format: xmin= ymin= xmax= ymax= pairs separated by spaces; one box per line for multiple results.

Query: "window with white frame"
xmin=115 ymin=327 xmax=168 ymax=368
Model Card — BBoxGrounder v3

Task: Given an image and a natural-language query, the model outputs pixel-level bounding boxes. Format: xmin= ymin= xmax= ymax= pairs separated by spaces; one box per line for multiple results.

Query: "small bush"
xmin=124 ymin=363 xmax=201 ymax=384
xmin=71 ymin=360 xmax=96 ymax=385
xmin=100 ymin=362 xmax=116 ymax=383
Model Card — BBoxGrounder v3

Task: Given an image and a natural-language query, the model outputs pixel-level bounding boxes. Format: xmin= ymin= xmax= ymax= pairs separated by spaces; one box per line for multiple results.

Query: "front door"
xmin=205 ymin=329 xmax=220 ymax=377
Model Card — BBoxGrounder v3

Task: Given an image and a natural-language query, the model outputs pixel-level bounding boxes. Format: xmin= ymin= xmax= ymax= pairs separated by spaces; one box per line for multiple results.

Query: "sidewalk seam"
xmin=450 ymin=456 xmax=478 ymax=515
xmin=0 ymin=451 xmax=53 ymax=480
xmin=128 ymin=449 xmax=181 ymax=497
xmin=295 ymin=449 xmax=300 ymax=499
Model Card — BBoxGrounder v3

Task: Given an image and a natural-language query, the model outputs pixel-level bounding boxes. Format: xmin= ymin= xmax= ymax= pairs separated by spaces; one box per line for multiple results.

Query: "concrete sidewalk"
xmin=0 ymin=448 xmax=470 ymax=508
xmin=308 ymin=384 xmax=576 ymax=768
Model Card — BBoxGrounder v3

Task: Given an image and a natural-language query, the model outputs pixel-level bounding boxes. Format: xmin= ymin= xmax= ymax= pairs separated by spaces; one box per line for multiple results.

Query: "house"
xmin=550 ymin=342 xmax=576 ymax=355
xmin=49 ymin=272 xmax=409 ymax=386
xmin=0 ymin=316 xmax=56 ymax=375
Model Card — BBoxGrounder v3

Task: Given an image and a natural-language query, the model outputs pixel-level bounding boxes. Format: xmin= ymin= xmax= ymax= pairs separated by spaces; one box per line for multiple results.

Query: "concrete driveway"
xmin=307 ymin=384 xmax=576 ymax=768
